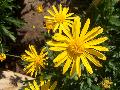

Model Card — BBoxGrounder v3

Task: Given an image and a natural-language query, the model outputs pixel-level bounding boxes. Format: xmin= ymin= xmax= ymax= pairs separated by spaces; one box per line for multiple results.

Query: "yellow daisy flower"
xmin=47 ymin=16 xmax=109 ymax=77
xmin=44 ymin=4 xmax=75 ymax=33
xmin=25 ymin=80 xmax=57 ymax=90
xmin=21 ymin=45 xmax=48 ymax=77
xmin=0 ymin=53 xmax=6 ymax=62
xmin=101 ymin=77 xmax=113 ymax=89
xmin=44 ymin=20 xmax=55 ymax=33
xmin=36 ymin=4 xmax=43 ymax=13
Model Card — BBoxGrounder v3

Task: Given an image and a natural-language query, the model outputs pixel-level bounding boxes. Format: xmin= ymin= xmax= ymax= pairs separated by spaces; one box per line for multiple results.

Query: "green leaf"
xmin=109 ymin=15 xmax=120 ymax=26
xmin=1 ymin=26 xmax=16 ymax=42
xmin=87 ymin=78 xmax=92 ymax=87
xmin=5 ymin=17 xmax=24 ymax=28
xmin=91 ymin=85 xmax=102 ymax=90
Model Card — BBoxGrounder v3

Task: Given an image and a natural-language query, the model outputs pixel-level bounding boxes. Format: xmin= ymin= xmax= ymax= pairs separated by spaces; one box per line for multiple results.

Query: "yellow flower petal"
xmin=62 ymin=7 xmax=69 ymax=15
xmin=66 ymin=13 xmax=74 ymax=17
xmin=59 ymin=4 xmax=62 ymax=14
xmin=44 ymin=16 xmax=54 ymax=19
xmin=72 ymin=16 xmax=81 ymax=38
xmin=29 ymin=45 xmax=37 ymax=56
xmin=84 ymin=52 xmax=102 ymax=67
xmin=25 ymin=50 xmax=34 ymax=58
xmin=80 ymin=18 xmax=90 ymax=38
xmin=33 ymin=80 xmax=39 ymax=90
xmin=47 ymin=41 xmax=68 ymax=47
xmin=84 ymin=26 xmax=103 ymax=42
xmin=49 ymin=47 xmax=66 ymax=51
xmin=23 ymin=62 xmax=34 ymax=71
xmin=52 ymin=5 xmax=58 ymax=14
xmin=80 ymin=55 xmax=93 ymax=74
xmin=53 ymin=33 xmax=70 ymax=42
xmin=65 ymin=20 xmax=73 ymax=24
xmin=63 ymin=28 xmax=72 ymax=39
xmin=53 ymin=23 xmax=59 ymax=32
xmin=54 ymin=56 xmax=68 ymax=67
xmin=86 ymin=37 xmax=108 ymax=46
xmin=47 ymin=10 xmax=55 ymax=16
xmin=88 ymin=46 xmax=109 ymax=51
xmin=25 ymin=88 xmax=29 ymax=90
xmin=76 ymin=56 xmax=81 ymax=77
xmin=59 ymin=24 xmax=63 ymax=34
xmin=63 ymin=58 xmax=72 ymax=74
xmin=29 ymin=83 xmax=35 ymax=89
xmin=53 ymin=51 xmax=67 ymax=63
xmin=70 ymin=61 xmax=76 ymax=76
xmin=66 ymin=17 xmax=76 ymax=19
xmin=86 ymin=49 xmax=106 ymax=60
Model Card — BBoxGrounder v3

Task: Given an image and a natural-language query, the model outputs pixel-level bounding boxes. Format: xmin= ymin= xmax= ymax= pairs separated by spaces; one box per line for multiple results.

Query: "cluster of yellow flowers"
xmin=0 ymin=2 xmax=112 ymax=90
xmin=21 ymin=4 xmax=111 ymax=89
xmin=22 ymin=3 xmax=109 ymax=78
xmin=25 ymin=80 xmax=57 ymax=90
xmin=45 ymin=4 xmax=108 ymax=77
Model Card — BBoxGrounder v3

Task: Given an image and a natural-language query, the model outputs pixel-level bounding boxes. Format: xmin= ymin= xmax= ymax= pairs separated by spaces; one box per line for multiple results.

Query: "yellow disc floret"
xmin=68 ymin=39 xmax=85 ymax=56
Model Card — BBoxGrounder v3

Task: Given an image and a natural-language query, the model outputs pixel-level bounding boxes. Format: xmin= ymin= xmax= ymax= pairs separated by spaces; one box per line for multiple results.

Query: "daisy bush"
xmin=1 ymin=0 xmax=120 ymax=90
xmin=22 ymin=3 xmax=111 ymax=90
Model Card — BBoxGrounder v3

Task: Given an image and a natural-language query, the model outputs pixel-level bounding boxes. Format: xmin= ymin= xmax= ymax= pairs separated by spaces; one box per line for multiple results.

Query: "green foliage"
xmin=0 ymin=0 xmax=23 ymax=42
xmin=0 ymin=0 xmax=24 ymax=56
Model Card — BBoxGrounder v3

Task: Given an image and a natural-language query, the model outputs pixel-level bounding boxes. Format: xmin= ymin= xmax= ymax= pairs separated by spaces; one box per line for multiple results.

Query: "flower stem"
xmin=6 ymin=54 xmax=21 ymax=58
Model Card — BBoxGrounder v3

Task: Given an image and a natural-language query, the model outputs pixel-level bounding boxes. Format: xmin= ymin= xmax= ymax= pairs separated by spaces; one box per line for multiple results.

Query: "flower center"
xmin=104 ymin=80 xmax=111 ymax=85
xmin=35 ymin=56 xmax=42 ymax=65
xmin=55 ymin=14 xmax=65 ymax=23
xmin=68 ymin=39 xmax=84 ymax=56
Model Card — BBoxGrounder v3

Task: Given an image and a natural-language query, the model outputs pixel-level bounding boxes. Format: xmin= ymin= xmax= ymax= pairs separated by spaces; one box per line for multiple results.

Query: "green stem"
xmin=6 ymin=54 xmax=21 ymax=58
